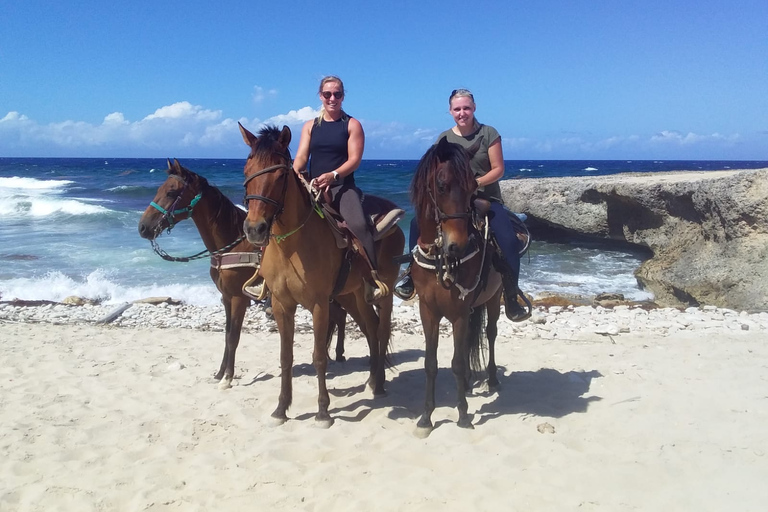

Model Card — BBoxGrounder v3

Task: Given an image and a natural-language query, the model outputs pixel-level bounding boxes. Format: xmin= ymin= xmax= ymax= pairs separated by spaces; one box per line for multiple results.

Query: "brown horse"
xmin=138 ymin=159 xmax=348 ymax=389
xmin=409 ymin=137 xmax=504 ymax=437
xmin=240 ymin=123 xmax=405 ymax=427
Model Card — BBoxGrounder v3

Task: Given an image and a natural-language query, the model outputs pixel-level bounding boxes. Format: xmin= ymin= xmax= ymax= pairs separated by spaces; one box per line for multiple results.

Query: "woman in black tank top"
xmin=293 ymin=76 xmax=386 ymax=302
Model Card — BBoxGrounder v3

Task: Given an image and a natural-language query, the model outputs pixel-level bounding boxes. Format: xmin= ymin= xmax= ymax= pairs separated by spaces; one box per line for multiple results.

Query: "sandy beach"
xmin=2 ymin=303 xmax=768 ymax=511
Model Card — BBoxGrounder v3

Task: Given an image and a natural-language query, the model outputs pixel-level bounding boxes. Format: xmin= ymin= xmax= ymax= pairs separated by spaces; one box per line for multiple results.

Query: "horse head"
xmin=412 ymin=136 xmax=481 ymax=258
xmin=138 ymin=159 xmax=204 ymax=239
xmin=240 ymin=123 xmax=293 ymax=247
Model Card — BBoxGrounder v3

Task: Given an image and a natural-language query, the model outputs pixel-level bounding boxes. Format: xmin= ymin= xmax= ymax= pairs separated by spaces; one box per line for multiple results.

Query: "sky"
xmin=1 ymin=0 xmax=766 ymax=160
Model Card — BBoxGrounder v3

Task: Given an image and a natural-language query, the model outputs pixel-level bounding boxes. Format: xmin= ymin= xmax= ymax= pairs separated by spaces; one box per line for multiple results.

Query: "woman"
xmin=395 ymin=88 xmax=529 ymax=321
xmin=293 ymin=75 xmax=386 ymax=302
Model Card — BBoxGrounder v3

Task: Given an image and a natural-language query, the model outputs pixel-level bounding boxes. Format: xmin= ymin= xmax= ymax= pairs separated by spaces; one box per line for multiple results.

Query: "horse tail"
xmin=468 ymin=305 xmax=487 ymax=373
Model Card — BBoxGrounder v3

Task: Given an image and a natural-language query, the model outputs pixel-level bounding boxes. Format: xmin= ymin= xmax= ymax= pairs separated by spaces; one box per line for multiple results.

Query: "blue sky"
xmin=1 ymin=0 xmax=766 ymax=160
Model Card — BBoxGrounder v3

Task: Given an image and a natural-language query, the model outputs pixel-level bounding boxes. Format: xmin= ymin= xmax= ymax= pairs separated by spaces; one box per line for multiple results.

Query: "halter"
xmin=149 ymin=174 xmax=202 ymax=231
xmin=147 ymin=172 xmax=245 ymax=262
xmin=243 ymin=160 xmax=318 ymax=244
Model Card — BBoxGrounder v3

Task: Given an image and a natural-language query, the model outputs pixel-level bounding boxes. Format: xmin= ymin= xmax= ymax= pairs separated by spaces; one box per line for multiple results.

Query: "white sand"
xmin=1 ymin=319 xmax=767 ymax=511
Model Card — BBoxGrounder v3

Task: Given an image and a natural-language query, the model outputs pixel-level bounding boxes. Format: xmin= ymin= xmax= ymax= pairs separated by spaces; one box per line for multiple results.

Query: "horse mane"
xmin=410 ymin=138 xmax=475 ymax=220
xmin=249 ymin=125 xmax=293 ymax=161
xmin=175 ymin=164 xmax=246 ymax=229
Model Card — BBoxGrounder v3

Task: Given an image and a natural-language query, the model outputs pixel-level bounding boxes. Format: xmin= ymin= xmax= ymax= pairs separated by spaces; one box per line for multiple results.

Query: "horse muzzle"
xmin=243 ymin=218 xmax=271 ymax=247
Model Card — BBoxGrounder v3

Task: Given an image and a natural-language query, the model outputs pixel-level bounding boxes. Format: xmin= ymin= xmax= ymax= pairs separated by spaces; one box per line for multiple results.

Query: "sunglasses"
xmin=450 ymin=88 xmax=474 ymax=101
xmin=321 ymin=91 xmax=344 ymax=100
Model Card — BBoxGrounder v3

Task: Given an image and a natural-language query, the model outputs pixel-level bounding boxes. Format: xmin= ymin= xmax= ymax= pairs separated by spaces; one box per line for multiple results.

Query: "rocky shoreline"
xmin=2 ymin=298 xmax=766 ymax=340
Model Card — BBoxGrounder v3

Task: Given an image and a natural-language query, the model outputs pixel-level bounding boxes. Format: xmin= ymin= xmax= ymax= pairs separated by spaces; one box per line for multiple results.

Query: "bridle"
xmin=414 ymin=165 xmax=485 ymax=300
xmin=149 ymin=173 xmax=202 ymax=231
xmin=147 ymin=173 xmax=245 ymax=262
xmin=242 ymin=162 xmax=291 ymax=219
xmin=242 ymin=157 xmax=317 ymax=244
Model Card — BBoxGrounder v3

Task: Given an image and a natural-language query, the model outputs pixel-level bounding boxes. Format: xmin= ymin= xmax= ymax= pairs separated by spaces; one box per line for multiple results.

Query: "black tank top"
xmin=308 ymin=116 xmax=355 ymax=186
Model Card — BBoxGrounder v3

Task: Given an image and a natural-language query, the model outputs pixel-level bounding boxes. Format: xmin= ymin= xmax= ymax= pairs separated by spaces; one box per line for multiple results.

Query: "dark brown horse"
xmin=138 ymin=160 xmax=347 ymax=389
xmin=410 ymin=137 xmax=504 ymax=437
xmin=240 ymin=124 xmax=405 ymax=427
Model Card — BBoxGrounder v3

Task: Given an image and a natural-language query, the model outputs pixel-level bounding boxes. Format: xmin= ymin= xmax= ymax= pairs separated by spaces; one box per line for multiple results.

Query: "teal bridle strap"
xmin=150 ymin=192 xmax=202 ymax=230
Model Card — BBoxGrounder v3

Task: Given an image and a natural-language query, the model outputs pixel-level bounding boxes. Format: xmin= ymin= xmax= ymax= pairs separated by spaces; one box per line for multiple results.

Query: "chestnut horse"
xmin=240 ymin=124 xmax=405 ymax=427
xmin=410 ymin=137 xmax=504 ymax=437
xmin=138 ymin=160 xmax=347 ymax=389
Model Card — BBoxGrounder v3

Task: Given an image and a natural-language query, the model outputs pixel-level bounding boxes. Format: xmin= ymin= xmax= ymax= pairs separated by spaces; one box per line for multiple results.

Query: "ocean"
xmin=2 ymin=157 xmax=766 ymax=306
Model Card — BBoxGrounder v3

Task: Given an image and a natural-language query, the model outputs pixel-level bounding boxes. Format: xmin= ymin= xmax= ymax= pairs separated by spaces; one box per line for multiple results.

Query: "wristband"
xmin=332 ymin=171 xmax=339 ymax=181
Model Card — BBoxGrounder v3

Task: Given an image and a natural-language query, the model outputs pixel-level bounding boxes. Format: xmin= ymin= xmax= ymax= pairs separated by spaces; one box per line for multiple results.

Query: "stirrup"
xmin=365 ymin=270 xmax=390 ymax=304
xmin=242 ymin=269 xmax=269 ymax=301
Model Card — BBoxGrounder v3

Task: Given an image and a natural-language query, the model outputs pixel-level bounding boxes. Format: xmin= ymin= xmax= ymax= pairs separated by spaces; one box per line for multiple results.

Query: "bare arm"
xmin=477 ymin=137 xmax=504 ymax=186
xmin=292 ymin=120 xmax=314 ymax=175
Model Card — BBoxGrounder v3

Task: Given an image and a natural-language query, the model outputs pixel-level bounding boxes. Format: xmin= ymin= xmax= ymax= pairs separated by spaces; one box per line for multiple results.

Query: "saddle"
xmin=304 ymin=174 xmax=404 ymax=254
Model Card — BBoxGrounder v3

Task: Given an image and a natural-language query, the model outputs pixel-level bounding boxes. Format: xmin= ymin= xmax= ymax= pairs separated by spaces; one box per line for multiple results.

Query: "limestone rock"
xmin=501 ymin=169 xmax=768 ymax=311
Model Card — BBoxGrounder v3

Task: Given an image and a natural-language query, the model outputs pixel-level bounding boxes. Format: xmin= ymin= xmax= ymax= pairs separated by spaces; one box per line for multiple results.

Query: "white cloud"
xmin=142 ymin=101 xmax=221 ymax=122
xmin=0 ymin=103 xmax=755 ymax=159
xmin=253 ymin=86 xmax=278 ymax=104
xmin=264 ymin=106 xmax=319 ymax=126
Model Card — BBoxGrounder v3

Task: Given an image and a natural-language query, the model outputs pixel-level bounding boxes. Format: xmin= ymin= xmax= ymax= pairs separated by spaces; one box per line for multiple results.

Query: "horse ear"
xmin=166 ymin=158 xmax=173 ymax=173
xmin=466 ymin=136 xmax=484 ymax=159
xmin=278 ymin=125 xmax=292 ymax=149
xmin=435 ymin=136 xmax=452 ymax=160
xmin=239 ymin=122 xmax=257 ymax=147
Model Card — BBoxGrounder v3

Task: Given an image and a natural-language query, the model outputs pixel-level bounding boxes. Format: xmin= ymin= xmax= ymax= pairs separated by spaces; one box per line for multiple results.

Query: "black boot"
xmin=503 ymin=273 xmax=530 ymax=322
xmin=394 ymin=265 xmax=415 ymax=300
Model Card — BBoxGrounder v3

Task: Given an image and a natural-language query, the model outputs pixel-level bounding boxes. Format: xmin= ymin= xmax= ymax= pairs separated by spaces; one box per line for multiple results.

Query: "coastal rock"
xmin=501 ymin=169 xmax=768 ymax=311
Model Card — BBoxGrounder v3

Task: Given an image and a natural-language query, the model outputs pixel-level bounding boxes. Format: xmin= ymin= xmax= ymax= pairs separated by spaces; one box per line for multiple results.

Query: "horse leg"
xmin=374 ymin=297 xmax=393 ymax=396
xmin=218 ymin=295 xmax=250 ymax=390
xmin=486 ymin=290 xmax=502 ymax=389
xmin=329 ymin=300 xmax=347 ymax=362
xmin=311 ymin=302 xmax=333 ymax=427
xmin=416 ymin=303 xmax=441 ymax=438
xmin=452 ymin=315 xmax=474 ymax=429
xmin=214 ymin=296 xmax=232 ymax=382
xmin=270 ymin=299 xmax=296 ymax=424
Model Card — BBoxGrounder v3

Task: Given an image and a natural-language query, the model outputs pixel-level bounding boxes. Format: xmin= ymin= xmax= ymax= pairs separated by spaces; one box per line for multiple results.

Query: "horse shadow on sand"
xmin=327 ymin=356 xmax=603 ymax=428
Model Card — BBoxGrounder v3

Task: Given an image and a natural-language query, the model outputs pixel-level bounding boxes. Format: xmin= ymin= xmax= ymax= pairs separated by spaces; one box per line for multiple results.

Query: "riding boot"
xmin=394 ymin=263 xmax=415 ymax=301
xmin=502 ymin=272 xmax=530 ymax=322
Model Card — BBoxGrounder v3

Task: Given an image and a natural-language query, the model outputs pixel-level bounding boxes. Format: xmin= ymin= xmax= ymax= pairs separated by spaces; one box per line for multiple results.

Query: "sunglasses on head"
xmin=450 ymin=88 xmax=474 ymax=100
xmin=321 ymin=91 xmax=344 ymax=100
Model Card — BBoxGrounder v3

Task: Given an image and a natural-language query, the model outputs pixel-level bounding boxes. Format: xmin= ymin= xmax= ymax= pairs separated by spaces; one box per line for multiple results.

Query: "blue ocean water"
xmin=1 ymin=157 xmax=766 ymax=306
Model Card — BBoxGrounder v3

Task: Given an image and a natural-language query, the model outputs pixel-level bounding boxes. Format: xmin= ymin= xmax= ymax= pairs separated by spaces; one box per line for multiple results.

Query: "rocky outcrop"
xmin=500 ymin=169 xmax=768 ymax=311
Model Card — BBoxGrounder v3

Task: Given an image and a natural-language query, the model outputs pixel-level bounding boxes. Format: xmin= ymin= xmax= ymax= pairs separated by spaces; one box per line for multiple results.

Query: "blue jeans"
xmin=408 ymin=201 xmax=520 ymax=276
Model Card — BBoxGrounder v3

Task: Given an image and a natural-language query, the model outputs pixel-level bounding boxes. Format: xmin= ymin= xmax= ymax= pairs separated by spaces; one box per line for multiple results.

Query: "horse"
xmin=409 ymin=136 xmax=504 ymax=437
xmin=137 ymin=159 xmax=348 ymax=389
xmin=240 ymin=123 xmax=405 ymax=427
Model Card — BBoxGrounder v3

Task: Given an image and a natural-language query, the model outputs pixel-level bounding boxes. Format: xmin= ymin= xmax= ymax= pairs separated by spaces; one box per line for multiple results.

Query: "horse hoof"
xmin=315 ymin=417 xmax=334 ymax=429
xmin=218 ymin=377 xmax=233 ymax=390
xmin=269 ymin=414 xmax=288 ymax=427
xmin=414 ymin=426 xmax=433 ymax=439
xmin=457 ymin=419 xmax=475 ymax=430
xmin=335 ymin=355 xmax=346 ymax=363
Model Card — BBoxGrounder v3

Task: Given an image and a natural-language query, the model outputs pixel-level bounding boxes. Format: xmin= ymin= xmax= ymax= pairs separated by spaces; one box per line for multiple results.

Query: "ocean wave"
xmin=0 ymin=195 xmax=113 ymax=217
xmin=0 ymin=176 xmax=74 ymax=190
xmin=583 ymin=167 xmax=598 ymax=172
xmin=0 ymin=269 xmax=223 ymax=306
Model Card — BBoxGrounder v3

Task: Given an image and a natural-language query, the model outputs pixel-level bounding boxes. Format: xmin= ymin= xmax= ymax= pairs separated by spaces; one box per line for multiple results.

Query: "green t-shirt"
xmin=437 ymin=124 xmax=503 ymax=203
